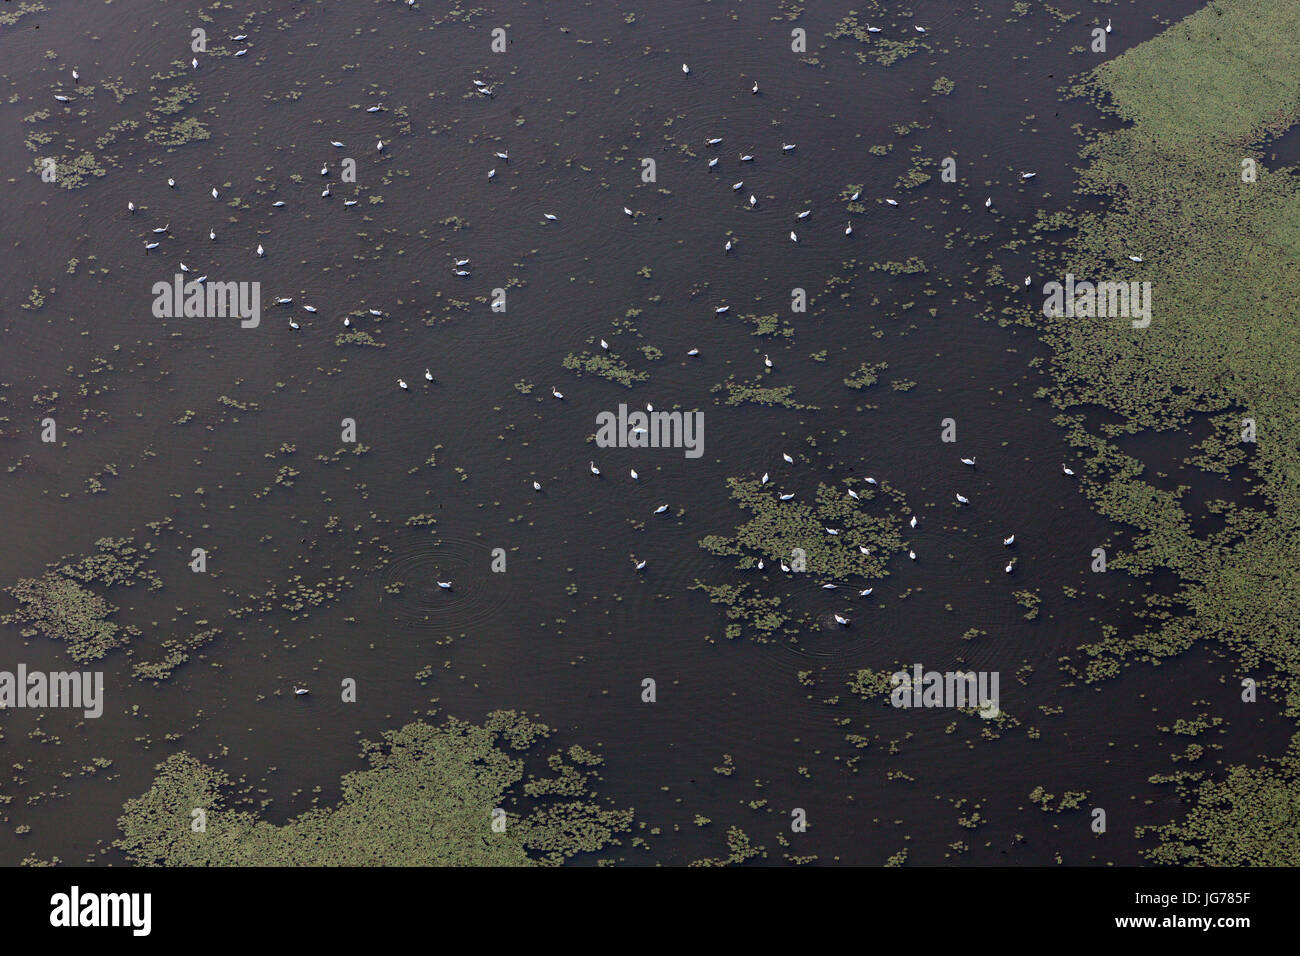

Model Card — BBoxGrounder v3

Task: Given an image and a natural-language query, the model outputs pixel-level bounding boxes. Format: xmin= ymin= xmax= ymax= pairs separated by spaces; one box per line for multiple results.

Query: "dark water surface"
xmin=0 ymin=0 xmax=1289 ymax=865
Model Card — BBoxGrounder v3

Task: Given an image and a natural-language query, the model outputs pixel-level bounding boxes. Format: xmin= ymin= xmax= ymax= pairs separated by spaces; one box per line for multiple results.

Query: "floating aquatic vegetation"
xmin=1018 ymin=0 xmax=1300 ymax=859
xmin=0 ymin=2 xmax=45 ymax=27
xmin=115 ymin=712 xmax=631 ymax=866
xmin=844 ymin=361 xmax=888 ymax=390
xmin=2 ymin=538 xmax=159 ymax=661
xmin=562 ymin=351 xmax=648 ymax=387
xmin=131 ymin=629 xmax=221 ymax=683
xmin=689 ymin=826 xmax=762 ymax=866
xmin=711 ymin=376 xmax=816 ymax=409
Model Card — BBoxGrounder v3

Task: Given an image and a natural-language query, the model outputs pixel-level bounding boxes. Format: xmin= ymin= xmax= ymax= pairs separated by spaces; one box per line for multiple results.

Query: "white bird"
xmin=761 ymin=472 xmax=769 ymax=484
xmin=687 ymin=347 xmax=699 ymax=356
xmin=716 ymin=306 xmax=730 ymax=314
xmin=885 ymin=198 xmax=898 ymax=206
xmin=495 ymin=151 xmax=509 ymax=161
xmin=272 ymin=200 xmax=285 ymax=207
xmin=822 ymin=583 xmax=837 ymax=590
xmin=367 ymin=105 xmax=383 ymax=112
xmin=590 ymin=461 xmax=600 ymax=476
xmin=209 ymin=229 xmax=216 ymax=240
xmin=344 ymin=199 xmax=358 ymax=206
xmin=167 ymin=178 xmax=176 ymax=188
xmin=304 ymin=305 xmax=317 ymax=313
xmin=191 ymin=57 xmax=198 ymax=69
xmin=782 ymin=143 xmax=796 ymax=152
xmin=1005 ymin=561 xmax=1015 ymax=574
xmin=825 ymin=528 xmax=839 ymax=535
xmin=725 ymin=239 xmax=733 ymax=252
xmin=543 ymin=213 xmax=558 ymax=221
xmin=909 ymin=550 xmax=917 ymax=560
xmin=152 ymin=224 xmax=169 ymax=234
xmin=488 ymin=169 xmax=496 ymax=180
xmin=779 ymin=493 xmax=795 ymax=501
xmin=961 ymin=456 xmax=976 ymax=466
xmin=321 ymin=185 xmax=331 ymax=197
xmin=343 ymin=317 xmax=351 ymax=327
xmin=320 ymin=165 xmax=328 ymax=176
xmin=859 ymin=588 xmax=873 ymax=597
xmin=706 ymin=138 xmax=723 ymax=146
xmin=797 ymin=209 xmax=811 ymax=220
xmin=54 ymin=94 xmax=71 ymax=103
xmin=231 ymin=34 xmax=248 ymax=41
xmin=1105 ymin=18 xmax=1112 ymax=33
xmin=377 ymin=140 xmax=385 ymax=152
xmin=909 ymin=515 xmax=917 ymax=528
xmin=708 ymin=157 xmax=719 ymax=168
xmin=1128 ymin=254 xmax=1143 ymax=262
xmin=293 ymin=687 xmax=308 ymax=696
xmin=749 ymin=194 xmax=757 ymax=207
xmin=234 ymin=49 xmax=248 ymax=57
xmin=211 ymin=186 xmax=219 ymax=199
xmin=1025 ymin=276 xmax=1032 ymax=286
xmin=915 ymin=25 xmax=927 ymax=33
xmin=634 ymin=558 xmax=647 ymax=570
xmin=858 ymin=546 xmax=871 ymax=555
xmin=789 ymin=231 xmax=798 ymax=242
xmin=630 ymin=469 xmax=639 ymax=480
xmin=682 ymin=63 xmax=690 ymax=74
xmin=865 ymin=477 xmax=878 ymax=486
xmin=473 ymin=80 xmax=487 ymax=88
xmin=437 ymin=581 xmax=452 ymax=589
xmin=256 ymin=244 xmax=265 ymax=257
xmin=533 ymin=480 xmax=543 ymax=491
xmin=834 ymin=614 xmax=850 ymax=626
xmin=764 ymin=354 xmax=773 ymax=368
xmin=599 ymin=339 xmax=609 ymax=350
xmin=194 ymin=275 xmax=207 ymax=284
xmin=732 ymin=181 xmax=744 ymax=191
xmin=288 ymin=318 xmax=300 ymax=330
xmin=956 ymin=493 xmax=970 ymax=505
xmin=179 ymin=262 xmax=189 ymax=272
xmin=867 ymin=25 xmax=881 ymax=33
xmin=751 ymin=81 xmax=759 ymax=94
xmin=845 ymin=221 xmax=853 ymax=236
xmin=330 ymin=140 xmax=345 ymax=148
xmin=849 ymin=190 xmax=861 ymax=201
xmin=368 ymin=309 xmax=383 ymax=316
xmin=782 ymin=452 xmax=793 ymax=464
xmin=740 ymin=154 xmax=754 ymax=162
xmin=654 ymin=504 xmax=669 ymax=514
xmin=72 ymin=68 xmax=79 ymax=81
xmin=985 ymin=197 xmax=992 ymax=208
xmin=1020 ymin=172 xmax=1037 ymax=179
xmin=424 ymin=368 xmax=433 ymax=381
xmin=144 ymin=242 xmax=159 ymax=251
xmin=551 ymin=386 xmax=564 ymax=399
xmin=848 ymin=489 xmax=860 ymax=500
xmin=1063 ymin=464 xmax=1075 ymax=476
xmin=624 ymin=206 xmax=634 ymax=217
xmin=127 ymin=201 xmax=135 ymax=213
xmin=455 ymin=270 xmax=470 ymax=277
xmin=780 ymin=561 xmax=790 ymax=572
xmin=398 ymin=378 xmax=408 ymax=390
xmin=1003 ymin=535 xmax=1015 ymax=546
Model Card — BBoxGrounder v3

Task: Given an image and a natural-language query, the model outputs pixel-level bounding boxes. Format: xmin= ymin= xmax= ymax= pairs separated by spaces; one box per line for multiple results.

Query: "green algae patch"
xmin=115 ymin=712 xmax=632 ymax=866
xmin=562 ymin=351 xmax=648 ymax=387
